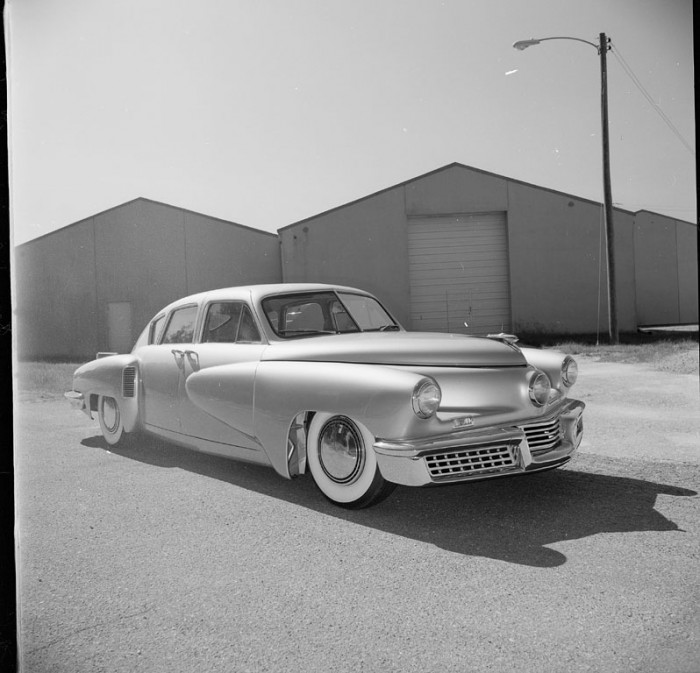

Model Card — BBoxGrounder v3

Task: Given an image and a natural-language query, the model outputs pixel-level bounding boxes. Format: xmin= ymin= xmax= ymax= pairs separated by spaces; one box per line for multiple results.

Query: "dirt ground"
xmin=12 ymin=354 xmax=700 ymax=673
xmin=572 ymin=354 xmax=699 ymax=464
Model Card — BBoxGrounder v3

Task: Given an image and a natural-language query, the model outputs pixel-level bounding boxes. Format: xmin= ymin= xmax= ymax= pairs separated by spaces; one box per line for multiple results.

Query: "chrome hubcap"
xmin=318 ymin=417 xmax=365 ymax=484
xmin=102 ymin=397 xmax=120 ymax=433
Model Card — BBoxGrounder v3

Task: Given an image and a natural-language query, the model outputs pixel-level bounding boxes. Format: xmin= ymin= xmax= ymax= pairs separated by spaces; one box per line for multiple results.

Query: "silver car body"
xmin=67 ymin=283 xmax=584 ymax=494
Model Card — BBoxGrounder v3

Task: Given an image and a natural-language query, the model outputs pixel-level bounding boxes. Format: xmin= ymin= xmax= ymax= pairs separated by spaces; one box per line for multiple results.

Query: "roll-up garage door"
xmin=408 ymin=213 xmax=511 ymax=335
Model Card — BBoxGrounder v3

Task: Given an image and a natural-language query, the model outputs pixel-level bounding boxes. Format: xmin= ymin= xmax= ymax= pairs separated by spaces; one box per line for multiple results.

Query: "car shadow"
xmin=82 ymin=434 xmax=696 ymax=568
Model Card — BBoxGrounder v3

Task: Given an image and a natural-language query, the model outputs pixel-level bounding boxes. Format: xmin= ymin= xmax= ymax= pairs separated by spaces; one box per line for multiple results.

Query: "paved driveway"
xmin=14 ymin=357 xmax=700 ymax=673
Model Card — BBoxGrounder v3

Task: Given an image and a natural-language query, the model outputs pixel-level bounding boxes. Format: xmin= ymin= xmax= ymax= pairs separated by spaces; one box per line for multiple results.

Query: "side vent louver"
xmin=122 ymin=367 xmax=136 ymax=398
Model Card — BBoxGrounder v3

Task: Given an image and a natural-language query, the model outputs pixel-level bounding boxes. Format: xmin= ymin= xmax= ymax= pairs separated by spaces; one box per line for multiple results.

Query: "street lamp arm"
xmin=513 ymin=36 xmax=600 ymax=52
xmin=512 ymin=31 xmax=619 ymax=344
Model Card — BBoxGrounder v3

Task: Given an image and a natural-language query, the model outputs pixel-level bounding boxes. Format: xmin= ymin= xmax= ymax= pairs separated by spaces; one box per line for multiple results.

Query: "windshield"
xmin=261 ymin=291 xmax=400 ymax=338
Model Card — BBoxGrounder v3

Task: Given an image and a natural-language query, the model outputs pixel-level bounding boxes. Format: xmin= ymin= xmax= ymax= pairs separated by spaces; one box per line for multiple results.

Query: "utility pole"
xmin=599 ymin=32 xmax=618 ymax=343
xmin=513 ymin=33 xmax=619 ymax=343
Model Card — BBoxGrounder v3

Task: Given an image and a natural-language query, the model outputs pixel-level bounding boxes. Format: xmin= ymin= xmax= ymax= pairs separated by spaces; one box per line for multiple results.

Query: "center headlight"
xmin=412 ymin=379 xmax=441 ymax=419
xmin=529 ymin=371 xmax=551 ymax=407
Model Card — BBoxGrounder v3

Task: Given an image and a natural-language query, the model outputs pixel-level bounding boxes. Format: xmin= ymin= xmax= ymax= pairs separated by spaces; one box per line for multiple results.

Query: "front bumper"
xmin=374 ymin=399 xmax=584 ymax=487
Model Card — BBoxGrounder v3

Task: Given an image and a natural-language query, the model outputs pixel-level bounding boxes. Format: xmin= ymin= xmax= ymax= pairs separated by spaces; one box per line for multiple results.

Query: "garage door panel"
xmin=408 ymin=213 xmax=511 ymax=335
xmin=411 ymin=290 xmax=511 ymax=301
xmin=410 ymin=264 xmax=509 ymax=276
xmin=409 ymin=230 xmax=508 ymax=242
xmin=410 ymin=300 xmax=511 ymax=312
xmin=409 ymin=250 xmax=508 ymax=264
xmin=409 ymin=238 xmax=508 ymax=250
xmin=410 ymin=269 xmax=509 ymax=283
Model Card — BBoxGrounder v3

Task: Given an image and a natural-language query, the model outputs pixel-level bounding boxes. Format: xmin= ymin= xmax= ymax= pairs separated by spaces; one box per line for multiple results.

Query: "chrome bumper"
xmin=374 ymin=399 xmax=585 ymax=487
xmin=64 ymin=391 xmax=92 ymax=418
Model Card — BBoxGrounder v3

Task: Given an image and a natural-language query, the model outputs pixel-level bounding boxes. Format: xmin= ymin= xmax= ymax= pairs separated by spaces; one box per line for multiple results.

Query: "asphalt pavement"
xmin=14 ymin=357 xmax=700 ymax=673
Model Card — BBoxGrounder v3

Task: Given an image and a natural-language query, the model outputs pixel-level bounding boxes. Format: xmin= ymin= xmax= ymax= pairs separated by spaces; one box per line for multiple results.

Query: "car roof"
xmin=157 ymin=283 xmax=370 ymax=314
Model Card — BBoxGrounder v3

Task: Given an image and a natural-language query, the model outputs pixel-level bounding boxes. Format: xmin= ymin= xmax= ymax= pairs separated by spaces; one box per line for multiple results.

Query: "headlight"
xmin=412 ymin=379 xmax=441 ymax=418
xmin=528 ymin=371 xmax=551 ymax=407
xmin=561 ymin=356 xmax=578 ymax=387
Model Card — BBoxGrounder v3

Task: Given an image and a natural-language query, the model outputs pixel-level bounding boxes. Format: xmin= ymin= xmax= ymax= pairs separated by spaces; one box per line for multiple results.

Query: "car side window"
xmin=202 ymin=302 xmax=262 ymax=343
xmin=330 ymin=299 xmax=358 ymax=333
xmin=286 ymin=302 xmax=325 ymax=332
xmin=161 ymin=305 xmax=198 ymax=344
xmin=237 ymin=305 xmax=262 ymax=342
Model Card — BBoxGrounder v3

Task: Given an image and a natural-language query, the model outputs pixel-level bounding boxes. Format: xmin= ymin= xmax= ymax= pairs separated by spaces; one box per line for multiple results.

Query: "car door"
xmin=178 ymin=301 xmax=266 ymax=455
xmin=140 ymin=304 xmax=199 ymax=433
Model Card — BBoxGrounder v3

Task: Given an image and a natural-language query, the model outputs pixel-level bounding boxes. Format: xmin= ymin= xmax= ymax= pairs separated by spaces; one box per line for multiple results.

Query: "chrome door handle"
xmin=171 ymin=349 xmax=185 ymax=367
xmin=183 ymin=349 xmax=200 ymax=371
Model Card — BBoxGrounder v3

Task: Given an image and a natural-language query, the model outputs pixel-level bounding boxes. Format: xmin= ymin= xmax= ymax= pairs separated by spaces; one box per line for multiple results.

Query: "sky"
xmin=6 ymin=0 xmax=696 ymax=245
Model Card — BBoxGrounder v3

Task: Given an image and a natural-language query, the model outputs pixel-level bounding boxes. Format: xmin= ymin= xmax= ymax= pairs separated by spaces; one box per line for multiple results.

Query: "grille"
xmin=425 ymin=443 xmax=519 ymax=481
xmin=521 ymin=417 xmax=561 ymax=454
xmin=122 ymin=367 xmax=136 ymax=398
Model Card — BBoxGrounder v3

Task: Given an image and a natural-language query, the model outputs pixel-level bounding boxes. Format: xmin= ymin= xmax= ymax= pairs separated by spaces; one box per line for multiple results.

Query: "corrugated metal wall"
xmin=15 ymin=199 xmax=282 ymax=360
xmin=15 ymin=166 xmax=696 ymax=362
xmin=634 ymin=212 xmax=699 ymax=325
xmin=280 ymin=164 xmax=696 ymax=335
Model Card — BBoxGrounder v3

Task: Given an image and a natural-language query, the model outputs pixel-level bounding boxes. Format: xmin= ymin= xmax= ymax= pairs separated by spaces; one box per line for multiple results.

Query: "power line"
xmin=611 ymin=41 xmax=695 ymax=157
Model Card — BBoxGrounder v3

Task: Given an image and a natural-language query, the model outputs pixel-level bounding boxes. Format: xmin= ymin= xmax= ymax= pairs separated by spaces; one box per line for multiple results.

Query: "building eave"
xmin=15 ymin=197 xmax=278 ymax=249
xmin=277 ymin=161 xmax=694 ymax=232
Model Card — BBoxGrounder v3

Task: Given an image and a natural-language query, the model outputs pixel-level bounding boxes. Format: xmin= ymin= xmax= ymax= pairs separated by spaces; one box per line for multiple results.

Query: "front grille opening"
xmin=521 ymin=417 xmax=561 ymax=455
xmin=425 ymin=443 xmax=519 ymax=480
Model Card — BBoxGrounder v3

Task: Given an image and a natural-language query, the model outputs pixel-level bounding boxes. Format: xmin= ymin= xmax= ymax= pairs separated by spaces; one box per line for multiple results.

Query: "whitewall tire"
xmin=98 ymin=395 xmax=128 ymax=447
xmin=306 ymin=413 xmax=396 ymax=509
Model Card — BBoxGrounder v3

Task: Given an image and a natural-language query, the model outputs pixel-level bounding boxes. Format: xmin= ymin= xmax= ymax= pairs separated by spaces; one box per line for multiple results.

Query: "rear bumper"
xmin=374 ymin=399 xmax=584 ymax=487
xmin=64 ymin=391 xmax=92 ymax=418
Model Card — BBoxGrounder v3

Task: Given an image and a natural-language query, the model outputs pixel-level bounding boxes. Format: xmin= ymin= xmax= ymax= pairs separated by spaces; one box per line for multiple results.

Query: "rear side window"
xmin=161 ymin=305 xmax=198 ymax=344
xmin=202 ymin=302 xmax=262 ymax=343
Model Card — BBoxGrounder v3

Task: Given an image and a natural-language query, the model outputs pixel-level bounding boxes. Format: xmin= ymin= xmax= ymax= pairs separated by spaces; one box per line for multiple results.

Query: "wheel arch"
xmin=73 ymin=354 xmax=142 ymax=432
xmin=254 ymin=361 xmax=428 ymax=479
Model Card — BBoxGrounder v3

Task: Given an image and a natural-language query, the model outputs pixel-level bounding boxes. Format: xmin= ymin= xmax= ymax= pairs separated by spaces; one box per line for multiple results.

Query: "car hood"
xmin=261 ymin=332 xmax=527 ymax=367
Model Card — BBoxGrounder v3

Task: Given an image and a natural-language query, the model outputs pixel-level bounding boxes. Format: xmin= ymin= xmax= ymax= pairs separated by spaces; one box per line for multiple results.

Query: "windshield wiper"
xmin=378 ymin=324 xmax=401 ymax=332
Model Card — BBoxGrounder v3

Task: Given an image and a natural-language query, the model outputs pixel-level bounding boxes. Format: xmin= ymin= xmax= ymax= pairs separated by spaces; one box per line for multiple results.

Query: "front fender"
xmin=253 ymin=361 xmax=432 ymax=479
xmin=72 ymin=354 xmax=141 ymax=432
xmin=519 ymin=347 xmax=574 ymax=396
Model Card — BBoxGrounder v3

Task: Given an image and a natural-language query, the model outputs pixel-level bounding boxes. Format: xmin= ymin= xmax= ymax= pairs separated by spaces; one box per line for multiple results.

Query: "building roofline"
xmin=634 ymin=209 xmax=698 ymax=227
xmin=277 ymin=162 xmax=695 ymax=231
xmin=15 ymin=196 xmax=278 ymax=248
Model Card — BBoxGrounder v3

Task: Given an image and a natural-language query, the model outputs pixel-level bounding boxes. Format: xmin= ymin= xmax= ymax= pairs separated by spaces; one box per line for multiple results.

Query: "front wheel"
xmin=97 ymin=395 xmax=131 ymax=447
xmin=306 ymin=413 xmax=396 ymax=509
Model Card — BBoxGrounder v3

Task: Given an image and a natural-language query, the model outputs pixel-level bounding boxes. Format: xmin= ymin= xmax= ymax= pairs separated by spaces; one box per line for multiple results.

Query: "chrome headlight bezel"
xmin=412 ymin=379 xmax=441 ymax=419
xmin=528 ymin=371 xmax=552 ymax=407
xmin=561 ymin=356 xmax=579 ymax=388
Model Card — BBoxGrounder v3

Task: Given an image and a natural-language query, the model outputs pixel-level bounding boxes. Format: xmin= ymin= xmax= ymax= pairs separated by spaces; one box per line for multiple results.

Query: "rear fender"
xmin=72 ymin=354 xmax=141 ymax=432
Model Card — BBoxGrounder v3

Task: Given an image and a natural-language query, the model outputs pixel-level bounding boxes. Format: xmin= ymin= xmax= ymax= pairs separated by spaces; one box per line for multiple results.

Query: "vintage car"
xmin=66 ymin=283 xmax=584 ymax=508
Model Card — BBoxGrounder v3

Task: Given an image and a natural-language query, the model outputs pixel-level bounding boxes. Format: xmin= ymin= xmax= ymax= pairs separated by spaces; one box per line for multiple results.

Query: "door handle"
xmin=184 ymin=349 xmax=200 ymax=371
xmin=171 ymin=349 xmax=185 ymax=368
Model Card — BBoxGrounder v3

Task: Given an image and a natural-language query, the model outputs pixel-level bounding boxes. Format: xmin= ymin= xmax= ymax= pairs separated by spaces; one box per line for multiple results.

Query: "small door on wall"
xmin=107 ymin=302 xmax=133 ymax=353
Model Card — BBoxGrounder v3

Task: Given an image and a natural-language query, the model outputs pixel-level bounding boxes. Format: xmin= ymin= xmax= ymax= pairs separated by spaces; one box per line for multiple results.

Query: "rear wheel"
xmin=306 ymin=413 xmax=396 ymax=509
xmin=98 ymin=395 xmax=130 ymax=447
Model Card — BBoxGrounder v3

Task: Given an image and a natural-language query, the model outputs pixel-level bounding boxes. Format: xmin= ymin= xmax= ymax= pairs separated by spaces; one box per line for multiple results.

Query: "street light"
xmin=513 ymin=33 xmax=618 ymax=344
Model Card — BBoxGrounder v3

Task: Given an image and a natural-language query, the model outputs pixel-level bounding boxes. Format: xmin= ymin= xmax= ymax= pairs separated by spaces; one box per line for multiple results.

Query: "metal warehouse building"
xmin=14 ymin=198 xmax=281 ymax=359
xmin=279 ymin=163 xmax=697 ymax=336
xmin=14 ymin=164 xmax=697 ymax=360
